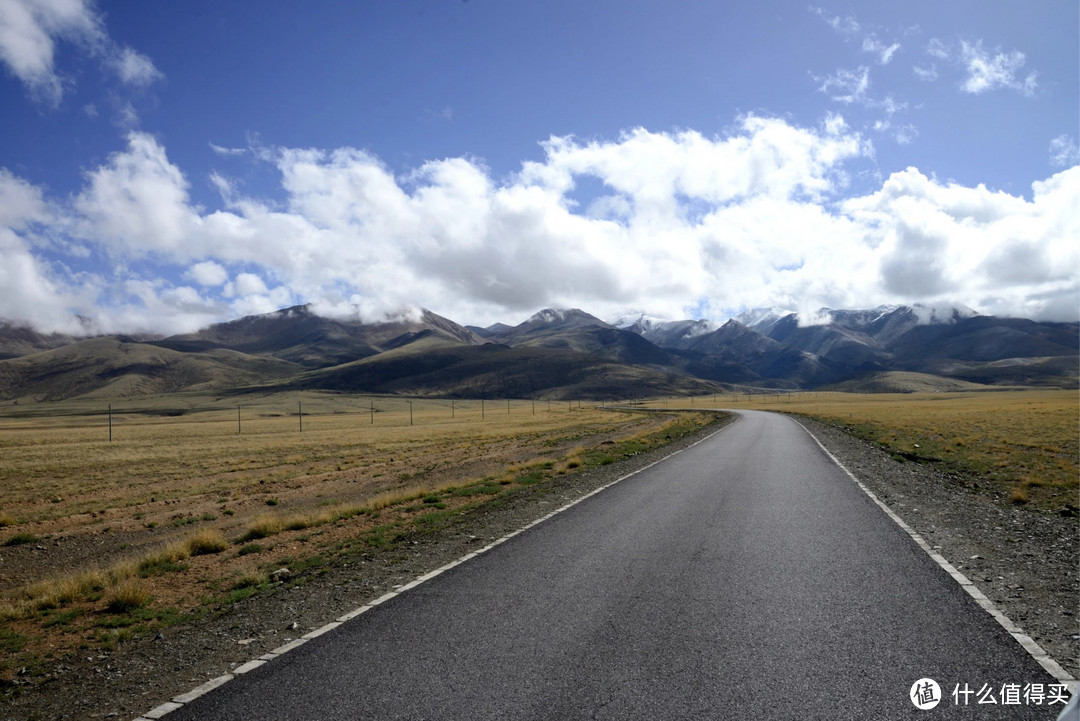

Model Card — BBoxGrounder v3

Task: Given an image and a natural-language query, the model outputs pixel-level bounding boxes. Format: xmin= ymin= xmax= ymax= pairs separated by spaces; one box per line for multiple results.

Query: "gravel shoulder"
xmin=2 ymin=409 xmax=1075 ymax=720
xmin=794 ymin=414 xmax=1079 ymax=682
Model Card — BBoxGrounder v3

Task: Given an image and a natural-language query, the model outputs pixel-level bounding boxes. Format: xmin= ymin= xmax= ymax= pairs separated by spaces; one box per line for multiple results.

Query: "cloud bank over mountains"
xmin=2 ymin=115 xmax=1077 ymax=335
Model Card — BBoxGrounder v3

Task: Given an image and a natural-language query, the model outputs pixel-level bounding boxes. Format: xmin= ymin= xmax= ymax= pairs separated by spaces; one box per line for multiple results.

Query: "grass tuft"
xmin=105 ymin=580 xmax=152 ymax=613
xmin=137 ymin=542 xmax=190 ymax=577
xmin=240 ymin=515 xmax=284 ymax=541
xmin=185 ymin=528 xmax=228 ymax=556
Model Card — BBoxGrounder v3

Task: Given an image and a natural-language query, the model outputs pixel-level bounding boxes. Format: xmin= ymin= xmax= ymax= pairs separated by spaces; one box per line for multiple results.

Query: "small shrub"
xmin=265 ymin=498 xmax=279 ymax=506
xmin=284 ymin=515 xmax=315 ymax=532
xmin=186 ymin=529 xmax=228 ymax=556
xmin=241 ymin=515 xmax=284 ymax=541
xmin=29 ymin=569 xmax=108 ymax=611
xmin=3 ymin=532 xmax=37 ymax=547
xmin=0 ymin=512 xmax=15 ymax=528
xmin=137 ymin=542 xmax=190 ymax=577
xmin=1008 ymin=487 xmax=1029 ymax=505
xmin=231 ymin=570 xmax=266 ymax=590
xmin=106 ymin=581 xmax=152 ymax=613
xmin=237 ymin=543 xmax=263 ymax=556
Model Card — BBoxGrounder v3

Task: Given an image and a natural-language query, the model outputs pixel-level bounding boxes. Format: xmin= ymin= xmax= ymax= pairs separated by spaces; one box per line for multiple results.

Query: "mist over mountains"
xmin=0 ymin=303 xmax=1076 ymax=403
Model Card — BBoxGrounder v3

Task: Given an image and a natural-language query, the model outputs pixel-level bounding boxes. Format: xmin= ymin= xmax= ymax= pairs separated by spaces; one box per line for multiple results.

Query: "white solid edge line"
xmin=132 ymin=414 xmax=738 ymax=720
xmin=792 ymin=417 xmax=1078 ymax=694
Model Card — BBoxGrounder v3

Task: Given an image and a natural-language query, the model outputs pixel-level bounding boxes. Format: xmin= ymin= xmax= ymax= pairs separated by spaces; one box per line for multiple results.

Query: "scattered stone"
xmin=270 ymin=568 xmax=291 ymax=582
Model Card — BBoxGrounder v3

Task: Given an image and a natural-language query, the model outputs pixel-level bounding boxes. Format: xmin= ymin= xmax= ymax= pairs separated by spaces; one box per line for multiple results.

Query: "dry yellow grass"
xmin=0 ymin=391 xmax=722 ymax=675
xmin=649 ymin=389 xmax=1078 ymax=510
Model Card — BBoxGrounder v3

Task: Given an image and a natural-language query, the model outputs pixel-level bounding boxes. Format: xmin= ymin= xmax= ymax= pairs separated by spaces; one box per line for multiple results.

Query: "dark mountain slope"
xmin=0 ymin=338 xmax=300 ymax=402
xmin=274 ymin=342 xmax=719 ymax=400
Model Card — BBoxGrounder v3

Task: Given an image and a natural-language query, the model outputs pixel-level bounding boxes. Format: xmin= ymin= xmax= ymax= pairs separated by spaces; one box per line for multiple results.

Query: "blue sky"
xmin=0 ymin=0 xmax=1077 ymax=334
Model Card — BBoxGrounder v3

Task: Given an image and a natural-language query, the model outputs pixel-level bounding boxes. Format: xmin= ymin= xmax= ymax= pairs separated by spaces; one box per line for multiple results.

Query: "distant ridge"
xmin=0 ymin=303 xmax=1075 ymax=402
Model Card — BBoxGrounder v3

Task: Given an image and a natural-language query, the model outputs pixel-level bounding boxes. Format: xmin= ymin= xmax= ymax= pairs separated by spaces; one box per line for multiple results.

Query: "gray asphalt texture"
xmin=171 ymin=410 xmax=1062 ymax=720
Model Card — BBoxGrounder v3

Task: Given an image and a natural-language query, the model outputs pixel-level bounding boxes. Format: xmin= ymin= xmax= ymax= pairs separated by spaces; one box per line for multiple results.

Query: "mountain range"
xmin=0 ymin=303 xmax=1075 ymax=402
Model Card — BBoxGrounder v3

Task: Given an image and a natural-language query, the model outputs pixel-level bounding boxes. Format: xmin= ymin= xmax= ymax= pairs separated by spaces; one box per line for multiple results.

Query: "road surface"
xmin=167 ymin=410 xmax=1064 ymax=719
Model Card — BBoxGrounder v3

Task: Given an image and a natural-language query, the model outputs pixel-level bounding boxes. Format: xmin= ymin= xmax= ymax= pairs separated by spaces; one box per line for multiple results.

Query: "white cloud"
xmin=233 ymin=272 xmax=269 ymax=297
xmin=113 ymin=100 xmax=139 ymax=128
xmin=811 ymin=8 xmax=860 ymax=37
xmin=843 ymin=166 xmax=1080 ymax=319
xmin=926 ymin=38 xmax=950 ymax=60
xmin=913 ymin=64 xmax=938 ymax=82
xmin=209 ymin=142 xmax=246 ymax=157
xmin=111 ymin=46 xmax=161 ymax=87
xmin=816 ymin=66 xmax=870 ymax=105
xmin=185 ymin=260 xmax=228 ymax=287
xmin=894 ymin=125 xmax=917 ymax=145
xmin=958 ymin=40 xmax=1037 ymax=96
xmin=0 ymin=169 xmax=85 ymax=331
xmin=812 ymin=9 xmax=900 ymax=65
xmin=0 ymin=0 xmax=103 ymax=104
xmin=0 ymin=0 xmax=159 ymax=106
xmin=1049 ymin=135 xmax=1079 ymax=168
xmin=862 ymin=35 xmax=900 ymax=65
xmin=1 ymin=117 xmax=1078 ymax=334
xmin=75 ymin=131 xmax=200 ymax=256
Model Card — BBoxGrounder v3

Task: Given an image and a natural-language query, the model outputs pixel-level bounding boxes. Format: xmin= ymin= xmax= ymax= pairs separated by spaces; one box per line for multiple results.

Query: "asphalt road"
xmin=169 ymin=410 xmax=1063 ymax=720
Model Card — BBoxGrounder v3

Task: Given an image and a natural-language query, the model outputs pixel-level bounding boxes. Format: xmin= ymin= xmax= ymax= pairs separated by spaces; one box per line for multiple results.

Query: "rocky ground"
xmin=1 ymin=411 xmax=1075 ymax=720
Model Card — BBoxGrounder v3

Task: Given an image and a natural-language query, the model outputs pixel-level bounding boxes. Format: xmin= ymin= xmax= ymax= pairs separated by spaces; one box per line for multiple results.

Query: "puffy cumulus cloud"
xmin=844 ymin=166 xmax=1080 ymax=320
xmin=75 ymin=131 xmax=201 ymax=256
xmin=2 ymin=115 xmax=1079 ymax=334
xmin=0 ymin=169 xmax=85 ymax=331
xmin=185 ymin=260 xmax=228 ymax=287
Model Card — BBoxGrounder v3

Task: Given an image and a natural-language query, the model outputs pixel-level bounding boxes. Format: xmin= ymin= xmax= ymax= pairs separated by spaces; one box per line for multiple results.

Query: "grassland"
xmin=0 ymin=391 xmax=722 ymax=681
xmin=648 ymin=388 xmax=1078 ymax=511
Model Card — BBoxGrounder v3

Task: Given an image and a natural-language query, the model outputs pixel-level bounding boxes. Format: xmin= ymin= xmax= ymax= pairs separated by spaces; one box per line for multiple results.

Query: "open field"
xmin=646 ymin=388 xmax=1079 ymax=512
xmin=0 ymin=391 xmax=722 ymax=683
